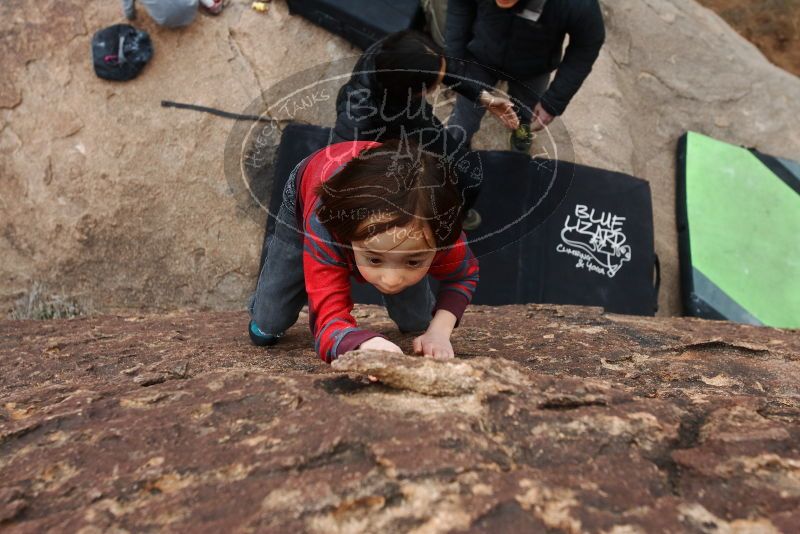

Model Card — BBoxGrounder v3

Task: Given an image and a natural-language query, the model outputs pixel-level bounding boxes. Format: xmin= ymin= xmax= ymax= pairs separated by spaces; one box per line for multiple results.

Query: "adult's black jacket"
xmin=332 ymin=36 xmax=485 ymax=210
xmin=445 ymin=0 xmax=605 ymax=116
xmin=332 ymin=36 xmax=482 ymax=143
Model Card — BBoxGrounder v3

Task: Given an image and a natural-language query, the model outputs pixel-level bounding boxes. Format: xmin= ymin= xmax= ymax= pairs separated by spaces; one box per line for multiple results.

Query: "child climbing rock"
xmin=249 ymin=140 xmax=479 ymax=362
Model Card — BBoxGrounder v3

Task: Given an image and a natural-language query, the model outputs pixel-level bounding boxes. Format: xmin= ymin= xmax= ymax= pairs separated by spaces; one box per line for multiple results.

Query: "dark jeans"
xmin=448 ymin=62 xmax=551 ymax=146
xmin=249 ymin=165 xmax=436 ymax=337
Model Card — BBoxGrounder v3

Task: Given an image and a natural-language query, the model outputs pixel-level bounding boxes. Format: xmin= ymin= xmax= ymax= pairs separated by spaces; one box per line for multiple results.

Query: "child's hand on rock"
xmin=413 ymin=331 xmax=454 ymax=359
xmin=360 ymin=337 xmax=403 ymax=354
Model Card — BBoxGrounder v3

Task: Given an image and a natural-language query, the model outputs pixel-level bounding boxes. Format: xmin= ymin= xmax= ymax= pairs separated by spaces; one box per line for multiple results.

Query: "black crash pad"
xmin=286 ymin=0 xmax=423 ymax=51
xmin=259 ymin=123 xmax=659 ymax=315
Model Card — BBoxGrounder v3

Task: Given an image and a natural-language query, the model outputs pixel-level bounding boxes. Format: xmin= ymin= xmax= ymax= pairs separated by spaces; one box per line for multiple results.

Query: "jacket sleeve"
xmin=333 ymin=42 xmax=387 ymax=142
xmin=539 ymin=0 xmax=605 ymax=117
xmin=445 ymin=0 xmax=478 ymax=61
xmin=303 ymin=214 xmax=386 ymax=362
xmin=426 ymin=233 xmax=479 ymax=325
xmin=443 ymin=58 xmax=483 ymax=103
xmin=332 ymin=83 xmax=383 ymax=142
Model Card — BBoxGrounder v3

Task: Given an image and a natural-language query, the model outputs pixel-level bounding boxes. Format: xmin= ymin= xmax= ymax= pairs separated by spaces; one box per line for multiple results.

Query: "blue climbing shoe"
xmin=249 ymin=320 xmax=280 ymax=347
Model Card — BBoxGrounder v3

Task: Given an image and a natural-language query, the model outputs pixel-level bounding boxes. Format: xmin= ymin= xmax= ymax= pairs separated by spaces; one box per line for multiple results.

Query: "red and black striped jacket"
xmin=294 ymin=141 xmax=480 ymax=363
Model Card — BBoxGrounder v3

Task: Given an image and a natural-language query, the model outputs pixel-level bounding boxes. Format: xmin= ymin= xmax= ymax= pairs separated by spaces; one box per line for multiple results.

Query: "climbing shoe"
xmin=249 ymin=320 xmax=281 ymax=347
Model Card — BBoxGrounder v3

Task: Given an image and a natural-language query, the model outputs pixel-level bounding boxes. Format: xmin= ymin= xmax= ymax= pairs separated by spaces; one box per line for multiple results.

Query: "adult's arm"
xmin=539 ymin=0 xmax=605 ymax=117
xmin=332 ymin=42 xmax=385 ymax=142
xmin=443 ymin=0 xmax=517 ymax=127
xmin=332 ymin=84 xmax=383 ymax=142
xmin=442 ymin=58 xmax=483 ymax=103
xmin=445 ymin=0 xmax=478 ymax=60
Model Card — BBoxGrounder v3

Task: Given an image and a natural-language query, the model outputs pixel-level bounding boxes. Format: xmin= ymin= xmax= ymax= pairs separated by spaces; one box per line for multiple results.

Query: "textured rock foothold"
xmin=333 ymin=350 xmax=484 ymax=396
xmin=133 ymin=372 xmax=168 ymax=387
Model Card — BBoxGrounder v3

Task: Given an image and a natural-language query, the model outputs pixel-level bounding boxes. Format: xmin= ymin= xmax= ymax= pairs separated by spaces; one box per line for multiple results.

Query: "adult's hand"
xmin=531 ymin=102 xmax=555 ymax=132
xmin=479 ymin=91 xmax=520 ymax=130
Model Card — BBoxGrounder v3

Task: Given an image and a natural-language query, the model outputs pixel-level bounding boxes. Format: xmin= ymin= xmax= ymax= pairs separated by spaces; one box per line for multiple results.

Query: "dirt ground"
xmin=698 ymin=0 xmax=800 ymax=76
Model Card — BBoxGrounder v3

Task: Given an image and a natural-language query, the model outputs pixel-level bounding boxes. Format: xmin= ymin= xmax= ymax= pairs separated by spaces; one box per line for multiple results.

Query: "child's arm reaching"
xmin=303 ymin=214 xmax=396 ymax=362
xmin=413 ymin=309 xmax=458 ymax=359
xmin=424 ymin=233 xmax=480 ymax=358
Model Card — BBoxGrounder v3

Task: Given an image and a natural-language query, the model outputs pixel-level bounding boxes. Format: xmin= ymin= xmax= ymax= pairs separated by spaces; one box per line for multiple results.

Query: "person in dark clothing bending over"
xmin=333 ymin=30 xmax=518 ymax=144
xmin=446 ymin=0 xmax=605 ymax=152
xmin=333 ymin=30 xmax=520 ymax=229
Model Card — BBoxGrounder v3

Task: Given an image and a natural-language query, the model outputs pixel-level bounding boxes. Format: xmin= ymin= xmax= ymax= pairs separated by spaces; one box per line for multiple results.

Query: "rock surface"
xmin=1 ymin=304 xmax=799 ymax=532
xmin=1 ymin=0 xmax=799 ymax=317
xmin=696 ymin=0 xmax=800 ymax=76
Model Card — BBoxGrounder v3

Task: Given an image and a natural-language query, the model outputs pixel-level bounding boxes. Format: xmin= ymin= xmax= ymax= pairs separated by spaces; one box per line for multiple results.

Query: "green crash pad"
xmin=677 ymin=131 xmax=800 ymax=328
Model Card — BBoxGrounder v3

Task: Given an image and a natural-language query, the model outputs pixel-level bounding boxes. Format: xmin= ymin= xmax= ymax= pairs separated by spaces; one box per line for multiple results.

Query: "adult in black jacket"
xmin=446 ymin=0 xmax=605 ymax=151
xmin=332 ymin=30 xmax=518 ymax=144
xmin=332 ymin=31 xmax=520 ymax=228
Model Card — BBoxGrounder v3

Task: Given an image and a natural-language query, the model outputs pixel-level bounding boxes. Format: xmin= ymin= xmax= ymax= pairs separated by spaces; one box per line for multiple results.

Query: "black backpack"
xmin=91 ymin=24 xmax=154 ymax=81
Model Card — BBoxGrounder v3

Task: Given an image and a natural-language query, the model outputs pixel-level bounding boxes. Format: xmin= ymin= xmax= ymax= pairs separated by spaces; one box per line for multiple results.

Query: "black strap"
xmin=653 ymin=254 xmax=661 ymax=313
xmin=118 ymin=35 xmax=127 ymax=63
xmin=160 ymin=100 xmax=274 ymax=122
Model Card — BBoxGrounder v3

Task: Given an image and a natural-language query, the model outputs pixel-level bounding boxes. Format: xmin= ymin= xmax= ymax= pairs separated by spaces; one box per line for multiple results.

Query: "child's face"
xmin=352 ymin=221 xmax=437 ymax=295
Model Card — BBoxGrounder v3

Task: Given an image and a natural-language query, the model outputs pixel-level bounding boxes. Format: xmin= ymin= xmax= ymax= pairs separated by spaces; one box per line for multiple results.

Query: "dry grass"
xmin=9 ymin=283 xmax=90 ymax=320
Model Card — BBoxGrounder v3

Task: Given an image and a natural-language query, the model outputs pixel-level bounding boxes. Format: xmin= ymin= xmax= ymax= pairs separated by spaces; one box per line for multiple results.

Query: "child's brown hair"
xmin=316 ymin=139 xmax=463 ymax=249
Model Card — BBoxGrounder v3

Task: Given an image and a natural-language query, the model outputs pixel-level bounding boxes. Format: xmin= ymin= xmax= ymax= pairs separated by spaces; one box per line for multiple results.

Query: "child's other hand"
xmin=413 ymin=332 xmax=454 ymax=359
xmin=359 ymin=337 xmax=403 ymax=354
